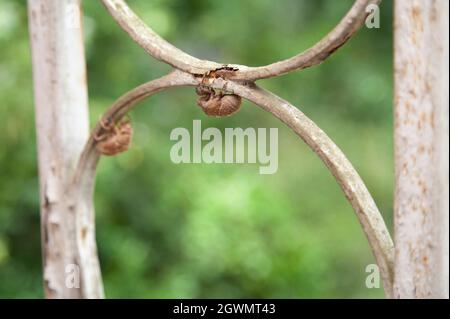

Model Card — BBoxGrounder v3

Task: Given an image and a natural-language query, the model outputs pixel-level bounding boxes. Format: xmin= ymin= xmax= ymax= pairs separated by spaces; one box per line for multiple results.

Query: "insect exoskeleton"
xmin=94 ymin=118 xmax=133 ymax=156
xmin=195 ymin=84 xmax=241 ymax=117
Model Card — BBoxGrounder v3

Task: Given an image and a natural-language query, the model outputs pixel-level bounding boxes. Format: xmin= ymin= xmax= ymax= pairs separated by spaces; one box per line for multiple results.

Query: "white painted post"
xmin=28 ymin=0 xmax=104 ymax=298
xmin=394 ymin=0 xmax=449 ymax=298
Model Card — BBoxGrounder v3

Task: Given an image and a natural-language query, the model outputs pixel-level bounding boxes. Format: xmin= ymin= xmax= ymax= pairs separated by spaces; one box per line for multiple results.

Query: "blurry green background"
xmin=0 ymin=0 xmax=393 ymax=298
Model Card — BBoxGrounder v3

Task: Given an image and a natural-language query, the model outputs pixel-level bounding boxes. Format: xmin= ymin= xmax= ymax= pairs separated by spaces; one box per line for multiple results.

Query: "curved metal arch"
xmin=73 ymin=70 xmax=394 ymax=297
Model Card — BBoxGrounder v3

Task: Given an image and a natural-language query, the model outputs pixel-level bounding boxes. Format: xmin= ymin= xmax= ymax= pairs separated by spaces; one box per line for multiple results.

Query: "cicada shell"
xmin=95 ymin=120 xmax=133 ymax=156
xmin=196 ymin=85 xmax=241 ymax=117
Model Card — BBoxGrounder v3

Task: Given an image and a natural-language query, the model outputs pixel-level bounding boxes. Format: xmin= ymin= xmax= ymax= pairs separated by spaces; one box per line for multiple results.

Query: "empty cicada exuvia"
xmin=94 ymin=118 xmax=133 ymax=156
xmin=195 ymin=66 xmax=242 ymax=117
xmin=195 ymin=84 xmax=241 ymax=117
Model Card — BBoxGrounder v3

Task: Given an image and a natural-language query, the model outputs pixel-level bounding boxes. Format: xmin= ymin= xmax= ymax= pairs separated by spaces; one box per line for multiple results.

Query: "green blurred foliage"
xmin=0 ymin=0 xmax=393 ymax=298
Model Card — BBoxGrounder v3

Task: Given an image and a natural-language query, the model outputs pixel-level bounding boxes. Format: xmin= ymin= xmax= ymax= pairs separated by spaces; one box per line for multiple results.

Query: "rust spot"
xmin=421 ymin=204 xmax=428 ymax=215
xmin=418 ymin=144 xmax=426 ymax=154
xmin=425 ymin=80 xmax=432 ymax=93
xmin=81 ymin=227 xmax=88 ymax=240
xmin=420 ymin=112 xmax=427 ymax=124
xmin=417 ymin=179 xmax=428 ymax=195
xmin=421 ymin=184 xmax=428 ymax=195
xmin=402 ymin=162 xmax=409 ymax=175
xmin=417 ymin=112 xmax=427 ymax=130
xmin=411 ymin=32 xmax=418 ymax=45
xmin=430 ymin=111 xmax=435 ymax=128
xmin=411 ymin=6 xmax=424 ymax=31
xmin=430 ymin=4 xmax=438 ymax=22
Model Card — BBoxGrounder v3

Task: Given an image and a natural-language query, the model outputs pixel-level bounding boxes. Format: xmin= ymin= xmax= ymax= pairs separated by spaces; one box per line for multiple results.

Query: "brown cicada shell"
xmin=94 ymin=119 xmax=133 ymax=156
xmin=196 ymin=85 xmax=241 ymax=117
xmin=195 ymin=66 xmax=242 ymax=117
